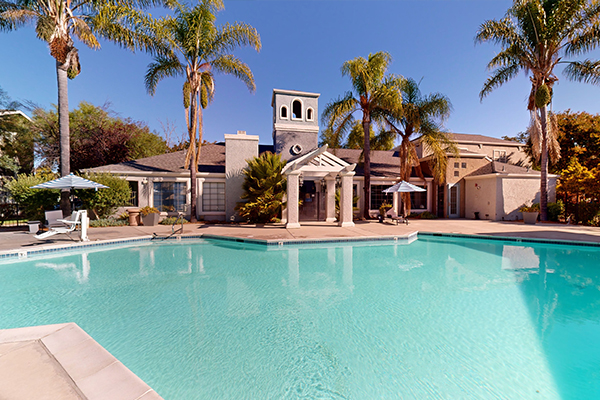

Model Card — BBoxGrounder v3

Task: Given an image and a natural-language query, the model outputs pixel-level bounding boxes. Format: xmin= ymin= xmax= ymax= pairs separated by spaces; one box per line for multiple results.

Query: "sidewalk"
xmin=2 ymin=219 xmax=599 ymax=253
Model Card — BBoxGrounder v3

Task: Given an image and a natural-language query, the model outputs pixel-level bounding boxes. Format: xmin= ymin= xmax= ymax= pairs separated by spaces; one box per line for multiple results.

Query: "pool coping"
xmin=2 ymin=230 xmax=600 ymax=261
xmin=0 ymin=323 xmax=163 ymax=400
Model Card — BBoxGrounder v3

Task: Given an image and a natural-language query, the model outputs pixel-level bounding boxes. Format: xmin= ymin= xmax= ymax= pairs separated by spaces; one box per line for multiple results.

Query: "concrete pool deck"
xmin=1 ymin=218 xmax=599 ymax=399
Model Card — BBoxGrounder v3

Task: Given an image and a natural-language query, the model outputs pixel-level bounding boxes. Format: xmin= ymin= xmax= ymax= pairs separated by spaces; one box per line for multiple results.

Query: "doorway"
xmin=299 ymin=180 xmax=321 ymax=221
xmin=448 ymin=183 xmax=460 ymax=218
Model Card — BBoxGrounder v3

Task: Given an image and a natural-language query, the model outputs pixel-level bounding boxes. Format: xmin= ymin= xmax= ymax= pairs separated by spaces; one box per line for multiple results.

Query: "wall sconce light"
xmin=142 ymin=178 xmax=148 ymax=185
xmin=475 ymin=183 xmax=481 ymax=190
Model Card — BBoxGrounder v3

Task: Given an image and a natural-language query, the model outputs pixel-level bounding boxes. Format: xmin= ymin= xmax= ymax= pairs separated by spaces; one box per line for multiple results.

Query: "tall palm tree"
xmin=476 ymin=0 xmax=600 ymax=220
xmin=0 ymin=0 xmax=171 ymax=214
xmin=385 ymin=78 xmax=457 ymax=216
xmin=145 ymin=0 xmax=260 ymax=222
xmin=322 ymin=51 xmax=402 ymax=219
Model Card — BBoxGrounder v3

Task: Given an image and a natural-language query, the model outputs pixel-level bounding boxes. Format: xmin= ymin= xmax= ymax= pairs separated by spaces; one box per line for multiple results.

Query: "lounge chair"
xmin=35 ymin=210 xmax=82 ymax=240
xmin=386 ymin=209 xmax=408 ymax=225
xmin=45 ymin=210 xmax=65 ymax=228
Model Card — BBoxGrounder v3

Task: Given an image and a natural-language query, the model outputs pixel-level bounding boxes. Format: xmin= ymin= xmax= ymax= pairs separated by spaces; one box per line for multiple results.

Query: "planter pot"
xmin=378 ymin=215 xmax=384 ymax=223
xmin=522 ymin=211 xmax=539 ymax=225
xmin=142 ymin=213 xmax=160 ymax=226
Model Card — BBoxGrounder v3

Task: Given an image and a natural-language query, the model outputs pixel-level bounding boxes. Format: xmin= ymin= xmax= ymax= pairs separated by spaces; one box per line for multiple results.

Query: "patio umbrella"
xmin=382 ymin=181 xmax=426 ymax=193
xmin=30 ymin=173 xmax=109 ymax=210
xmin=30 ymin=173 xmax=109 ymax=190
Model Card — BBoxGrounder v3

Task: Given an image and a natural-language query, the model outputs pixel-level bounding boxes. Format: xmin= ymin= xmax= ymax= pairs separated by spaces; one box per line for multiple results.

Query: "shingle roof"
xmin=86 ymin=143 xmax=226 ymax=174
xmin=449 ymin=133 xmax=522 ymax=146
xmin=467 ymin=161 xmax=541 ymax=177
xmin=326 ymin=148 xmax=403 ymax=178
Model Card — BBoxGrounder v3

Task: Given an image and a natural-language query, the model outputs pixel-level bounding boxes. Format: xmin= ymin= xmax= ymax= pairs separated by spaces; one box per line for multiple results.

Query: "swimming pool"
xmin=0 ymin=236 xmax=598 ymax=399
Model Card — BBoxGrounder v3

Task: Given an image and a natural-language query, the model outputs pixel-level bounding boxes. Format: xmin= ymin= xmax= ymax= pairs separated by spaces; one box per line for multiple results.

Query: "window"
xmin=461 ymin=162 xmax=467 ymax=169
xmin=153 ymin=182 xmax=186 ymax=212
xmin=128 ymin=180 xmax=138 ymax=207
xmin=494 ymin=150 xmax=507 ymax=162
xmin=203 ymin=182 xmax=225 ymax=212
xmin=292 ymin=100 xmax=302 ymax=119
xmin=280 ymin=105 xmax=288 ymax=119
xmin=370 ymin=185 xmax=392 ymax=210
xmin=306 ymin=107 xmax=314 ymax=121
xmin=454 ymin=162 xmax=459 ymax=168
xmin=410 ymin=186 xmax=427 ymax=209
xmin=454 ymin=171 xmax=460 ymax=177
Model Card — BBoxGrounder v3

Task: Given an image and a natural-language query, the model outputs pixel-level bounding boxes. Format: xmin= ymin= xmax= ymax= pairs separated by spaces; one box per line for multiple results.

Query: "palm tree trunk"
xmin=539 ymin=106 xmax=549 ymax=221
xmin=362 ymin=114 xmax=371 ymax=219
xmin=57 ymin=61 xmax=71 ymax=216
xmin=188 ymin=93 xmax=198 ymax=222
xmin=399 ymin=136 xmax=412 ymax=216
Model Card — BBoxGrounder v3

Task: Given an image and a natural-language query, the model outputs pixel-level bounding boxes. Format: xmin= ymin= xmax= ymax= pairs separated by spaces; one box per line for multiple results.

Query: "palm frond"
xmin=210 ymin=54 xmax=255 ymax=92
xmin=564 ymin=59 xmax=600 ymax=84
xmin=480 ymin=63 xmax=520 ymax=100
xmin=145 ymin=54 xmax=184 ymax=95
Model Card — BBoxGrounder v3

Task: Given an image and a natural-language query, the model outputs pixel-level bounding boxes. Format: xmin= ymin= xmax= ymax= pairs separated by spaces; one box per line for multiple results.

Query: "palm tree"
xmin=144 ymin=0 xmax=260 ymax=222
xmin=385 ymin=78 xmax=457 ymax=215
xmin=0 ymin=0 xmax=170 ymax=214
xmin=322 ymin=51 xmax=402 ymax=219
xmin=476 ymin=0 xmax=600 ymax=220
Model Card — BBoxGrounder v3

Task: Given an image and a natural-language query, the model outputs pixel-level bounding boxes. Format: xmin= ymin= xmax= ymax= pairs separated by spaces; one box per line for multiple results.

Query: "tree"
xmin=33 ymin=101 xmax=168 ymax=170
xmin=144 ymin=0 xmax=260 ymax=222
xmin=236 ymin=152 xmax=287 ymax=223
xmin=384 ymin=78 xmax=457 ymax=215
xmin=75 ymin=172 xmax=131 ymax=219
xmin=554 ymin=110 xmax=600 ymax=173
xmin=1 ymin=0 xmax=174 ymax=215
xmin=0 ymin=87 xmax=34 ymax=174
xmin=476 ymin=0 xmax=600 ymax=221
xmin=322 ymin=52 xmax=402 ymax=219
xmin=5 ymin=169 xmax=59 ymax=221
xmin=320 ymin=120 xmax=395 ymax=151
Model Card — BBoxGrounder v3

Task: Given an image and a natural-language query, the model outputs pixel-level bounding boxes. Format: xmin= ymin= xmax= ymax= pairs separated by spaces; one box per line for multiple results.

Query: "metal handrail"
xmin=152 ymin=212 xmax=184 ymax=240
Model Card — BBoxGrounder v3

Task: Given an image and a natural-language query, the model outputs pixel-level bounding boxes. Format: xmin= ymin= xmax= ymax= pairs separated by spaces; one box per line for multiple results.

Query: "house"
xmin=87 ymin=89 xmax=557 ymax=224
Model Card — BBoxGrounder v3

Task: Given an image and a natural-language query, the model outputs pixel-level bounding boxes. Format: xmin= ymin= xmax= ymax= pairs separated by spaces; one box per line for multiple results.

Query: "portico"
xmin=282 ymin=145 xmax=356 ymax=229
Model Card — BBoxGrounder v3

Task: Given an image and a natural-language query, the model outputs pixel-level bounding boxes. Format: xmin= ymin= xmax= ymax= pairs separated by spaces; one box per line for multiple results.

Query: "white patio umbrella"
xmin=30 ymin=173 xmax=109 ymax=190
xmin=382 ymin=181 xmax=426 ymax=193
xmin=30 ymin=173 xmax=109 ymax=211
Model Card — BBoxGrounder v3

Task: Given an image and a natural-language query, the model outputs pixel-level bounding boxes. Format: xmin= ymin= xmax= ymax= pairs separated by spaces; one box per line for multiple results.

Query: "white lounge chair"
xmin=386 ymin=209 xmax=408 ymax=225
xmin=45 ymin=210 xmax=65 ymax=228
xmin=35 ymin=210 xmax=82 ymax=240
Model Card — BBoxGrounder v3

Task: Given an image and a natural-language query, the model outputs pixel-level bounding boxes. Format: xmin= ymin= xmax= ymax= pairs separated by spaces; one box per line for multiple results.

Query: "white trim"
xmin=273 ymin=123 xmax=319 ymax=133
xmin=306 ymin=107 xmax=314 ymax=121
xmin=279 ymin=105 xmax=289 ymax=120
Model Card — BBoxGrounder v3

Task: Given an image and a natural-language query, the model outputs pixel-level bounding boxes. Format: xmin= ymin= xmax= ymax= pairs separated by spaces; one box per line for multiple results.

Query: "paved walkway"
xmin=2 ymin=219 xmax=600 ymax=253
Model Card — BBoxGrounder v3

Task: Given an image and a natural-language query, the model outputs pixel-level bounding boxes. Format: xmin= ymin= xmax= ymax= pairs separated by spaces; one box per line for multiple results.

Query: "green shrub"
xmin=4 ymin=170 xmax=60 ymax=221
xmin=75 ymin=173 xmax=131 ymax=219
xmin=419 ymin=211 xmax=438 ymax=219
xmin=547 ymin=201 xmax=564 ymax=222
xmin=140 ymin=205 xmax=159 ymax=216
xmin=578 ymin=202 xmax=600 ymax=226
xmin=89 ymin=218 xmax=129 ymax=227
xmin=236 ymin=152 xmax=287 ymax=223
xmin=159 ymin=216 xmax=189 ymax=225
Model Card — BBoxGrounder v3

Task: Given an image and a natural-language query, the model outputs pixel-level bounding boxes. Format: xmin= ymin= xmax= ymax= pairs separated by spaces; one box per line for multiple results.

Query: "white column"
xmin=338 ymin=171 xmax=355 ymax=227
xmin=286 ymin=171 xmax=301 ymax=229
xmin=325 ymin=175 xmax=336 ymax=223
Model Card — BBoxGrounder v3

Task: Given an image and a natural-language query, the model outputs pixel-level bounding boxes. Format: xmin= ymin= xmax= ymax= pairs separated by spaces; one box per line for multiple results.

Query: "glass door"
xmin=448 ymin=183 xmax=459 ymax=218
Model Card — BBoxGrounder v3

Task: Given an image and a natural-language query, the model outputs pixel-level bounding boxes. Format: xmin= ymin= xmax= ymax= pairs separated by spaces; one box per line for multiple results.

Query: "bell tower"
xmin=271 ymin=89 xmax=319 ymax=160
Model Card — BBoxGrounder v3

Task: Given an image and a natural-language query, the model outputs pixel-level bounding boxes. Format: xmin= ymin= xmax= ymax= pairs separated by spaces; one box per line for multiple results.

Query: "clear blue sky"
xmin=1 ymin=0 xmax=600 ymax=146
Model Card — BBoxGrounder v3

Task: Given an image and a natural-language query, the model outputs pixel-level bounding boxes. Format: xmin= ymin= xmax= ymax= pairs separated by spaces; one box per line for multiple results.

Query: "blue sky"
xmin=1 ymin=0 xmax=600 ymax=146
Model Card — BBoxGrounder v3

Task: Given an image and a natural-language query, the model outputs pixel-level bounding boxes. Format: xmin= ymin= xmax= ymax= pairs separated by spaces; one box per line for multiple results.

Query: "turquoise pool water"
xmin=1 ymin=236 xmax=599 ymax=399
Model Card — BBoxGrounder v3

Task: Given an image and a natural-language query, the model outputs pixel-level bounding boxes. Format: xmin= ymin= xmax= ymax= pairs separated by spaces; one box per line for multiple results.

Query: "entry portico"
xmin=282 ymin=145 xmax=356 ymax=229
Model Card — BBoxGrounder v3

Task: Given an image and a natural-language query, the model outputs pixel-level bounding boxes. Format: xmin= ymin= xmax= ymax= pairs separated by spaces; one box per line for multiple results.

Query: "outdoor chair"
xmin=45 ymin=210 xmax=66 ymax=228
xmin=35 ymin=210 xmax=82 ymax=240
xmin=386 ymin=209 xmax=408 ymax=225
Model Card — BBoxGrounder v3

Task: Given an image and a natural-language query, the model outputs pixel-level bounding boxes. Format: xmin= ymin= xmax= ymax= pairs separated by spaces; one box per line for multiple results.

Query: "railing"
xmin=152 ymin=212 xmax=185 ymax=240
xmin=0 ymin=203 xmax=26 ymax=227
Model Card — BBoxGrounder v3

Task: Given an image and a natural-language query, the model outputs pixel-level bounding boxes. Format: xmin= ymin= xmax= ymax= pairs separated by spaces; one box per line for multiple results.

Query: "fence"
xmin=0 ymin=203 xmax=26 ymax=227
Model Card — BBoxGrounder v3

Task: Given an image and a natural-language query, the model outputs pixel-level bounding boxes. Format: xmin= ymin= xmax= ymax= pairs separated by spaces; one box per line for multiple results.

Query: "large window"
xmin=153 ymin=182 xmax=186 ymax=212
xmin=410 ymin=186 xmax=427 ymax=210
xmin=370 ymin=185 xmax=392 ymax=210
xmin=203 ymin=182 xmax=225 ymax=212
